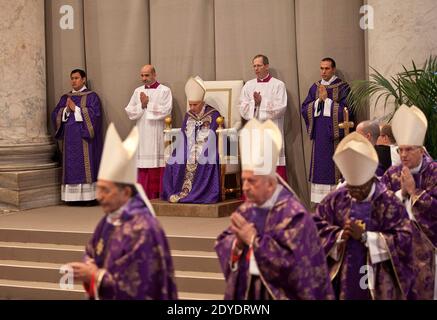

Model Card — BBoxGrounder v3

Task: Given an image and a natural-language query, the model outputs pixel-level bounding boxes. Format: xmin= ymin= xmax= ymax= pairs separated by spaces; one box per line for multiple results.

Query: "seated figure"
xmin=162 ymin=76 xmax=222 ymax=203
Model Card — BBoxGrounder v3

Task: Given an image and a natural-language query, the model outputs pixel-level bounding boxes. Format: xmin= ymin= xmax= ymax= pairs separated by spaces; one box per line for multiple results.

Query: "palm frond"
xmin=347 ymin=55 xmax=437 ymax=159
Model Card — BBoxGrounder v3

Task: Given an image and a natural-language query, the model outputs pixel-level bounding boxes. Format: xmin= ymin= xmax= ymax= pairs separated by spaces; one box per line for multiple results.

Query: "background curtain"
xmin=45 ymin=0 xmax=365 ymax=206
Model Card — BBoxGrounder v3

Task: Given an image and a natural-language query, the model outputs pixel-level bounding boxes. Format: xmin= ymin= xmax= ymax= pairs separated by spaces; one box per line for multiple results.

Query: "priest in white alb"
xmin=239 ymin=54 xmax=288 ymax=181
xmin=125 ymin=64 xmax=173 ymax=199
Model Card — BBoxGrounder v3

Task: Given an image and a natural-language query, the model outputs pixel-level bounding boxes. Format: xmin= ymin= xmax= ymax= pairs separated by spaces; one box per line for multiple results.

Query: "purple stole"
xmin=340 ymin=201 xmax=372 ymax=299
xmin=92 ymin=220 xmax=115 ymax=268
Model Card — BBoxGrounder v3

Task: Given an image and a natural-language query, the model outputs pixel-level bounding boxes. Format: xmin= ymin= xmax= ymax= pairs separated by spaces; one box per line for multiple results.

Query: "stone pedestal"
xmin=0 ymin=0 xmax=60 ymax=212
xmin=151 ymin=199 xmax=243 ymax=218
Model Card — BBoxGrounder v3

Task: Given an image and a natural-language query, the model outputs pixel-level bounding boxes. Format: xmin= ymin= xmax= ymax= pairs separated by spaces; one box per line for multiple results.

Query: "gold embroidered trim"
xmin=333 ymin=86 xmax=339 ymax=102
xmin=80 ymin=95 xmax=95 ymax=139
xmin=82 ymin=139 xmax=92 ymax=184
xmin=316 ymin=80 xmax=344 ymax=90
xmin=187 ymin=108 xmax=216 ymax=121
xmin=333 ymin=103 xmax=341 ymax=183
xmin=411 ymin=189 xmax=426 ymax=207
xmin=380 ymin=232 xmax=406 ymax=299
xmin=169 ymin=163 xmax=197 ymax=203
xmin=169 ymin=109 xmax=217 ymax=202
xmin=66 ymin=91 xmax=94 ymax=97
xmin=307 ymin=101 xmax=314 ymax=137
xmin=329 ymin=240 xmax=346 ymax=281
xmin=310 ymin=140 xmax=316 ymax=183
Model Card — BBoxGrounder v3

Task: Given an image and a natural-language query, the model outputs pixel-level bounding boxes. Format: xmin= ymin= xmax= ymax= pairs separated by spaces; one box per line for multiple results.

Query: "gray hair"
xmin=358 ymin=120 xmax=380 ymax=145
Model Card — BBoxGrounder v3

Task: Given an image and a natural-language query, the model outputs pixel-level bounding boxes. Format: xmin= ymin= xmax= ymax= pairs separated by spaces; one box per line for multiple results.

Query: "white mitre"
xmin=392 ymin=104 xmax=428 ymax=147
xmin=98 ymin=123 xmax=156 ymax=216
xmin=333 ymin=132 xmax=378 ymax=186
xmin=185 ymin=76 xmax=206 ymax=102
xmin=239 ymin=119 xmax=282 ymax=176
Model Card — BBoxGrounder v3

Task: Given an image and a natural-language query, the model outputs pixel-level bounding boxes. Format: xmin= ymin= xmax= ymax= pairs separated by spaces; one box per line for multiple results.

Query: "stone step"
xmin=0 ymin=279 xmax=85 ymax=300
xmin=0 ymin=242 xmax=83 ymax=264
xmin=0 ymin=227 xmax=225 ymax=299
xmin=171 ymin=250 xmax=222 ymax=273
xmin=168 ymin=236 xmax=216 ymax=253
xmin=0 ymin=279 xmax=223 ymax=300
xmin=0 ymin=242 xmax=222 ymax=274
xmin=0 ymin=260 xmax=225 ymax=295
xmin=0 ymin=228 xmax=91 ymax=246
xmin=0 ymin=228 xmax=217 ymax=252
xmin=178 ymin=291 xmax=223 ymax=300
xmin=176 ymin=271 xmax=225 ymax=295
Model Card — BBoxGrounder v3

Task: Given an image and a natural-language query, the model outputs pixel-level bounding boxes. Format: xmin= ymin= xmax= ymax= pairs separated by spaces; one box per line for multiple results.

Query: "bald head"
xmin=356 ymin=120 xmax=380 ymax=145
xmin=141 ymin=64 xmax=155 ymax=73
xmin=140 ymin=64 xmax=156 ymax=86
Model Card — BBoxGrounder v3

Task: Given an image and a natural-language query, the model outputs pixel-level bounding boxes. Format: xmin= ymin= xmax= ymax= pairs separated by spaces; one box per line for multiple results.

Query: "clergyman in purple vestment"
xmin=315 ymin=132 xmax=414 ymax=300
xmin=68 ymin=124 xmax=177 ymax=300
xmin=215 ymin=119 xmax=334 ymax=300
xmin=51 ymin=69 xmax=102 ymax=203
xmin=301 ymin=58 xmax=352 ymax=204
xmin=162 ymin=76 xmax=221 ymax=203
xmin=380 ymin=105 xmax=436 ymax=300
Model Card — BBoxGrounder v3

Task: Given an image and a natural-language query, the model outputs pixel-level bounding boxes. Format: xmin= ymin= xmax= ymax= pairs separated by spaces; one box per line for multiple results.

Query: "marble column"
xmin=366 ymin=0 xmax=437 ymax=119
xmin=0 ymin=0 xmax=61 ymax=212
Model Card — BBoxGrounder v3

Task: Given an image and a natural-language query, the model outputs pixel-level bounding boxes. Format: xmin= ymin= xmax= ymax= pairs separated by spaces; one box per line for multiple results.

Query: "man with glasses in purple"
xmin=381 ymin=105 xmax=436 ymax=300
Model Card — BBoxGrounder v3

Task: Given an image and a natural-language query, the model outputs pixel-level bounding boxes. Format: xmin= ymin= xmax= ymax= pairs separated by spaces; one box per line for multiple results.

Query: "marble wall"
xmin=0 ymin=0 xmax=51 ymax=144
xmin=366 ymin=0 xmax=437 ymax=119
xmin=0 ymin=0 xmax=60 ymax=211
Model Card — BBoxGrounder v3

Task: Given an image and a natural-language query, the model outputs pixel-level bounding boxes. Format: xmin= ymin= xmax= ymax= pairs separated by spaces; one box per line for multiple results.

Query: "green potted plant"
xmin=347 ymin=56 xmax=437 ymax=159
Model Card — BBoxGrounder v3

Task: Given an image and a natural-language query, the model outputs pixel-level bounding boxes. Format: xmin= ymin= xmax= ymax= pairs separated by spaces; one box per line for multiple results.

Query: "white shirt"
xmin=239 ymin=76 xmax=287 ymax=165
xmin=62 ymin=85 xmax=87 ymax=123
xmin=249 ymin=185 xmax=283 ymax=276
xmin=314 ymin=75 xmax=337 ymax=118
xmin=125 ymin=83 xmax=173 ymax=168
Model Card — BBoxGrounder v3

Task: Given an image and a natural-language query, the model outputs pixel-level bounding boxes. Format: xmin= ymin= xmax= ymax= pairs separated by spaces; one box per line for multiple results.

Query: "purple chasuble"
xmin=301 ymin=78 xmax=352 ymax=184
xmin=84 ymin=194 xmax=178 ymax=300
xmin=382 ymin=155 xmax=437 ymax=246
xmin=51 ymin=89 xmax=102 ymax=185
xmin=162 ymin=105 xmax=222 ymax=203
xmin=381 ymin=155 xmax=437 ymax=299
xmin=314 ymin=180 xmax=414 ymax=299
xmin=215 ymin=187 xmax=334 ymax=300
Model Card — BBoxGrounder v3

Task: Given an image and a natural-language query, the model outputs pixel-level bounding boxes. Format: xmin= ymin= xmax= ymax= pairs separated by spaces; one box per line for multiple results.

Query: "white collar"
xmin=363 ymin=182 xmax=376 ymax=202
xmin=410 ymin=158 xmax=423 ymax=174
xmin=321 ymin=75 xmax=337 ymax=86
xmin=72 ymin=85 xmax=87 ymax=93
xmin=256 ymin=184 xmax=283 ymax=209
xmin=105 ymin=198 xmax=131 ymax=225
xmin=196 ymin=104 xmax=206 ymax=117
